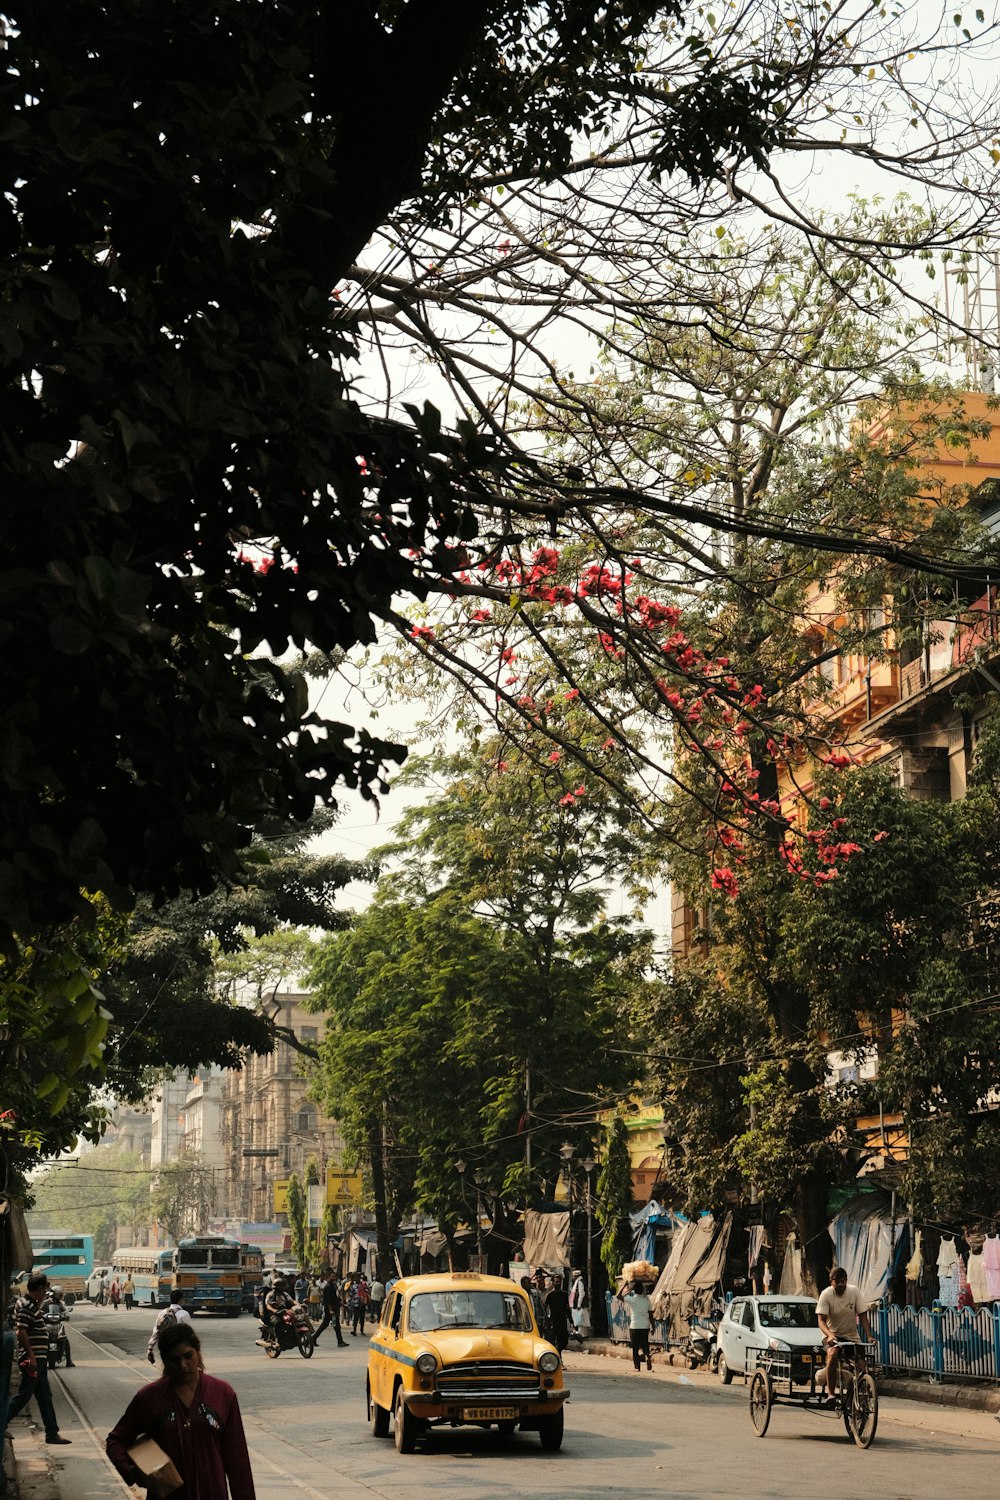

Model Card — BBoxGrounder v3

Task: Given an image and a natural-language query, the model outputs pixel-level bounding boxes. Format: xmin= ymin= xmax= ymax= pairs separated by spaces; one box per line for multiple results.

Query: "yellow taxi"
xmin=366 ymin=1271 xmax=569 ymax=1452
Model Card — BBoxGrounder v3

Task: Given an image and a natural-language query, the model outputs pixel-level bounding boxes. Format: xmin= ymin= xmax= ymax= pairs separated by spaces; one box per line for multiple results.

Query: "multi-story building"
xmin=670 ymin=387 xmax=1000 ymax=1178
xmin=219 ymin=988 xmax=344 ymax=1224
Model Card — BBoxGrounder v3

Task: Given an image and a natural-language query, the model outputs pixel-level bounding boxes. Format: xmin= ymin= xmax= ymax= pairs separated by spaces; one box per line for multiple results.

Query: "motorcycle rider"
xmin=263 ymin=1274 xmax=296 ymax=1340
xmin=42 ymin=1286 xmax=75 ymax=1368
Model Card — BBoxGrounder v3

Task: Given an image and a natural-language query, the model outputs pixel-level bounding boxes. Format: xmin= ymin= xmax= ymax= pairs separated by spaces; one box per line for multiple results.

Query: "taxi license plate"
xmin=463 ymin=1406 xmax=516 ymax=1420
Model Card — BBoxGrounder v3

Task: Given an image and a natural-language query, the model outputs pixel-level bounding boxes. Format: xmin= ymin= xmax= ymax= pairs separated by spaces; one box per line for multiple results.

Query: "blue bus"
xmin=240 ymin=1243 xmax=265 ymax=1313
xmin=108 ymin=1247 xmax=175 ymax=1306
xmin=29 ymin=1232 xmax=94 ymax=1300
xmin=174 ymin=1235 xmax=244 ymax=1316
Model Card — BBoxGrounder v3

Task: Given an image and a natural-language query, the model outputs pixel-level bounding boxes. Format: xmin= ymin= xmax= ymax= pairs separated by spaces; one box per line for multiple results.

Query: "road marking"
xmin=58 ymin=1324 xmax=391 ymax=1499
xmin=51 ymin=1368 xmax=136 ymax=1499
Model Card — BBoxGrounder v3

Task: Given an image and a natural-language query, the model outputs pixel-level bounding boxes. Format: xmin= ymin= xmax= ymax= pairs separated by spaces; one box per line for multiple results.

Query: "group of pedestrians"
xmin=252 ymin=1265 xmax=388 ymax=1343
xmin=93 ymin=1271 xmax=136 ymax=1309
xmin=8 ymin=1273 xmax=255 ymax=1497
xmin=519 ymin=1268 xmax=589 ymax=1359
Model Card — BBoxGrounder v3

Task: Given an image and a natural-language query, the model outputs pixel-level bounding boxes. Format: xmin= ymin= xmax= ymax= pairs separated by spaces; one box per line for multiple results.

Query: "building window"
xmin=297 ymin=1105 xmax=317 ymax=1133
xmin=300 ymin=1025 xmax=317 ymax=1042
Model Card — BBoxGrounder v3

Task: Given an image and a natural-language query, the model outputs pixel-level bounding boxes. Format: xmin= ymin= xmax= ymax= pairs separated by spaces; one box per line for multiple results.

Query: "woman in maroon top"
xmin=106 ymin=1324 xmax=256 ymax=1500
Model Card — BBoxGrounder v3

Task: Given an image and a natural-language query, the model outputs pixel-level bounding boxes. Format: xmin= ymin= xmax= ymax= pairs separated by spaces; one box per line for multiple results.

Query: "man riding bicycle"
xmin=816 ymin=1266 xmax=872 ymax=1405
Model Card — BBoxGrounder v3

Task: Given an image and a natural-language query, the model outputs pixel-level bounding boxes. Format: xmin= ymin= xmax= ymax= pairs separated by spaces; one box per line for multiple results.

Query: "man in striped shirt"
xmin=8 ymin=1272 xmax=71 ymax=1444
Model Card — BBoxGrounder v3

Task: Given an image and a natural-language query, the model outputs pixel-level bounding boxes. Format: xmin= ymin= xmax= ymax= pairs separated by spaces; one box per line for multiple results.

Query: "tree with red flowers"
xmin=363 ymin=216 xmax=1000 ymax=1272
xmin=4 ymin=1 xmax=999 ymax=1176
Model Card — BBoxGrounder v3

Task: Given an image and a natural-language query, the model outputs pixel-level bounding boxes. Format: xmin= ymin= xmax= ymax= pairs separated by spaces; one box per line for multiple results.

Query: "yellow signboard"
xmin=326 ymin=1169 xmax=363 ymax=1206
xmin=273 ymin=1178 xmax=289 ymax=1215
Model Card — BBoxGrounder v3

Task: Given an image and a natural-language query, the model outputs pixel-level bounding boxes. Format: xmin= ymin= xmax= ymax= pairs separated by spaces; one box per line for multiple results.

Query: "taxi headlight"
xmin=415 ymin=1353 xmax=437 ymax=1376
xmin=538 ymin=1351 xmax=560 ymax=1374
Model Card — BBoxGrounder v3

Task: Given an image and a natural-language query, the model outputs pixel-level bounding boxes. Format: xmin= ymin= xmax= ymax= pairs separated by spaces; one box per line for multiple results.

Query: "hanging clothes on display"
xmin=904 ymin=1229 xmax=924 ymax=1307
xmin=937 ymin=1236 xmax=960 ymax=1309
xmin=981 ymin=1234 xmax=1000 ymax=1300
xmin=747 ymin=1224 xmax=766 ymax=1293
xmin=778 ymin=1232 xmax=811 ymax=1297
xmin=967 ymin=1247 xmax=989 ymax=1305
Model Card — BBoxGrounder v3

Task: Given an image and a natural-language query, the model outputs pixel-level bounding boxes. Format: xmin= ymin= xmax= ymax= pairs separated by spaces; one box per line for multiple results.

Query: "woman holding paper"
xmin=106 ymin=1323 xmax=256 ymax=1499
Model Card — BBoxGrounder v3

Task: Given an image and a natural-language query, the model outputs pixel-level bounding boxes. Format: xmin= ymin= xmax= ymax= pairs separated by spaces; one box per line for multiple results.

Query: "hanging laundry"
xmin=904 ymin=1229 xmax=923 ymax=1283
xmin=967 ymin=1248 xmax=989 ymax=1305
xmin=779 ymin=1232 xmax=807 ymax=1296
xmin=937 ymin=1237 xmax=960 ymax=1308
xmin=981 ymin=1234 xmax=1000 ymax=1300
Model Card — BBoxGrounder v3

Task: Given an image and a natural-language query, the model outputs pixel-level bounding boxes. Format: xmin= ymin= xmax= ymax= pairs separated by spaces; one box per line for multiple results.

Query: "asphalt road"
xmin=19 ymin=1302 xmax=1000 ymax=1500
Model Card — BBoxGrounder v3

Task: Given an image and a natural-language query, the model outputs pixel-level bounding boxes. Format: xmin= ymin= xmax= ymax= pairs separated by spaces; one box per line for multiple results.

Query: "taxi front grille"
xmin=437 ymin=1361 xmax=540 ymax=1398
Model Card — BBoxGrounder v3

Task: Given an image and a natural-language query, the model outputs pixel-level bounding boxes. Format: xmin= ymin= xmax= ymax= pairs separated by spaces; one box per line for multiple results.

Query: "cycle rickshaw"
xmin=747 ymin=1337 xmax=879 ymax=1448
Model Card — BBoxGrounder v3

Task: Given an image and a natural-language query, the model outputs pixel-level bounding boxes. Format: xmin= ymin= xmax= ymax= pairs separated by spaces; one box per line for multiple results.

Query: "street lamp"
xmin=559 ymin=1142 xmax=575 ymax=1278
xmin=583 ymin=1155 xmax=596 ymax=1319
xmin=456 ymin=1159 xmax=483 ymax=1264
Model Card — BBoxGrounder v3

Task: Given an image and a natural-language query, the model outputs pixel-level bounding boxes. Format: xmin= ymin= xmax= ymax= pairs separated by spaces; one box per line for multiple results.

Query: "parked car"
xmin=366 ymin=1271 xmax=569 ymax=1452
xmin=716 ymin=1294 xmax=820 ymax=1385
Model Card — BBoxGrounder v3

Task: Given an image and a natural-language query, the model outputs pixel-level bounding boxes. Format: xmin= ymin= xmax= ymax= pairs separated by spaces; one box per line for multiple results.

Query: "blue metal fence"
xmin=603 ymin=1295 xmax=1000 ymax=1383
xmin=606 ymin=1294 xmax=667 ymax=1346
xmin=877 ymin=1303 xmax=1000 ymax=1383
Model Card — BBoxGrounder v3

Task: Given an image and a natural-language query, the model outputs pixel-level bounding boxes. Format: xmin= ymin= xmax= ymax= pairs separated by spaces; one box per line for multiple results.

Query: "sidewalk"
xmin=577 ymin=1336 xmax=1000 ymax=1413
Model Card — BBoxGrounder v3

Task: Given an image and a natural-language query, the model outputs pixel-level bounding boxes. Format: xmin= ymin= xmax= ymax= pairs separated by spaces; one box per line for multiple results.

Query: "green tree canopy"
xmin=1 ymin=815 xmax=362 ymax=1180
xmin=639 ymin=756 xmax=1000 ymax=1285
xmin=310 ymin=887 xmax=643 ymax=1266
xmin=597 ymin=1115 xmax=634 ymax=1284
xmin=26 ymin=1145 xmax=150 ymax=1261
xmin=3 ymin=3 xmax=994 ymax=947
xmin=146 ymin=1155 xmax=219 ymax=1245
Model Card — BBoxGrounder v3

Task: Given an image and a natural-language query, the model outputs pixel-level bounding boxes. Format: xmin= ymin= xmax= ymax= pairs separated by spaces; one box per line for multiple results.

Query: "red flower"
xmin=711 ymin=866 xmax=740 ymax=898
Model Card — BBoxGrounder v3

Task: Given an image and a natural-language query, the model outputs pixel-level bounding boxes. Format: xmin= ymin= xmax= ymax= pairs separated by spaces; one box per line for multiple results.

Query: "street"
xmin=18 ymin=1303 xmax=998 ymax=1500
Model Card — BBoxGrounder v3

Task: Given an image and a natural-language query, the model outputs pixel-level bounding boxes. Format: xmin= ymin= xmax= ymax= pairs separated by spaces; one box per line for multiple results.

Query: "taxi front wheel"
xmin=538 ymin=1408 xmax=564 ymax=1451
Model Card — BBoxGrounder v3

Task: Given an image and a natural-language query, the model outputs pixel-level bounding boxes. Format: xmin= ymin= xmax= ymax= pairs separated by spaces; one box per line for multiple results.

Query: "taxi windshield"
xmin=407 ymin=1290 xmax=533 ymax=1334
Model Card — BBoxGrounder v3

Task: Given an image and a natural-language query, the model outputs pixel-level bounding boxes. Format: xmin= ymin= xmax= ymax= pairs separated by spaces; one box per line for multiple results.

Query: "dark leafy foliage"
xmin=0 ymin=0 xmax=800 ymax=950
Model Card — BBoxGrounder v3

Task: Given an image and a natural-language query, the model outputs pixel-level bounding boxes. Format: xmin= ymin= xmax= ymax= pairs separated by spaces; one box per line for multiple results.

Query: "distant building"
xmin=219 ymin=989 xmax=343 ymax=1224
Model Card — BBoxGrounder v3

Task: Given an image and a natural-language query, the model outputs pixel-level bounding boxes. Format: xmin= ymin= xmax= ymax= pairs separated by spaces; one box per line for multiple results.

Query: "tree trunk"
xmin=797 ymin=1167 xmax=833 ymax=1295
xmin=366 ymin=1117 xmax=393 ymax=1281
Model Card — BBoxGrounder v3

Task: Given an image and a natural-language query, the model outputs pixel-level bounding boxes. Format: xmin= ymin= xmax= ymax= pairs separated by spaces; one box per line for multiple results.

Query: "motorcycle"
xmin=686 ymin=1315 xmax=719 ymax=1371
xmin=257 ymin=1303 xmax=315 ymax=1359
xmin=44 ymin=1305 xmax=71 ymax=1369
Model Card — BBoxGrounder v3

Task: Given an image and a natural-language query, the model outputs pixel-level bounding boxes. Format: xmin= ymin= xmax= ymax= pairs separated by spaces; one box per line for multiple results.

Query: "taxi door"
xmin=371 ymin=1290 xmax=401 ymax=1409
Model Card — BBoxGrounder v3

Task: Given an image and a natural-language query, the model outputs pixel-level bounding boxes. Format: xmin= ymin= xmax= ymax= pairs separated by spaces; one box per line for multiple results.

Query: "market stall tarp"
xmin=416 ymin=1229 xmax=449 ymax=1260
xmin=649 ymin=1211 xmax=731 ymax=1341
xmin=630 ymin=1199 xmax=684 ymax=1264
xmin=829 ymin=1196 xmax=906 ymax=1307
xmin=523 ymin=1209 xmax=570 ymax=1268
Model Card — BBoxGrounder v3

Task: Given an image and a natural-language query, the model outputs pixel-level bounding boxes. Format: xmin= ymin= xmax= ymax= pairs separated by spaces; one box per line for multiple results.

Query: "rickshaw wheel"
xmin=749 ymin=1368 xmax=773 ymax=1437
xmin=844 ymin=1372 xmax=878 ymax=1448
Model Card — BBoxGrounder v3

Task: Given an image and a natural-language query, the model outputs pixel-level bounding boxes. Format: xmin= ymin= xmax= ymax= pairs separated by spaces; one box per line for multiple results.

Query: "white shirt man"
xmin=146 ymin=1295 xmax=193 ymax=1363
xmin=816 ymin=1267 xmax=871 ymax=1401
